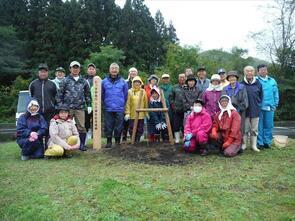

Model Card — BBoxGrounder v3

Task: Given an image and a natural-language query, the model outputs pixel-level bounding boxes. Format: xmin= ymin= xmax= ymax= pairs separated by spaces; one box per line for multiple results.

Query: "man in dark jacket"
xmin=29 ymin=63 xmax=57 ymax=124
xmin=59 ymin=61 xmax=91 ymax=151
xmin=195 ymin=66 xmax=210 ymax=94
xmin=170 ymin=73 xmax=186 ymax=143
xmin=29 ymin=63 xmax=57 ymax=148
xmin=241 ymin=66 xmax=263 ymax=152
xmin=102 ymin=63 xmax=128 ymax=148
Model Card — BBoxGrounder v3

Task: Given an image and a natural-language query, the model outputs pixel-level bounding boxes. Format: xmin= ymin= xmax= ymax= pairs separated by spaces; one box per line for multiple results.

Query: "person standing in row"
xmin=217 ymin=68 xmax=229 ymax=89
xmin=29 ymin=63 xmax=57 ymax=148
xmin=58 ymin=61 xmax=92 ymax=151
xmin=256 ymin=64 xmax=279 ymax=149
xmin=241 ymin=66 xmax=263 ymax=152
xmin=102 ymin=63 xmax=128 ymax=148
xmin=195 ymin=66 xmax=210 ymax=94
xmin=52 ymin=67 xmax=66 ymax=90
xmin=84 ymin=63 xmax=97 ymax=141
xmin=160 ymin=74 xmax=173 ymax=129
xmin=144 ymin=75 xmax=159 ymax=100
xmin=170 ymin=73 xmax=186 ymax=143
xmin=122 ymin=67 xmax=138 ymax=142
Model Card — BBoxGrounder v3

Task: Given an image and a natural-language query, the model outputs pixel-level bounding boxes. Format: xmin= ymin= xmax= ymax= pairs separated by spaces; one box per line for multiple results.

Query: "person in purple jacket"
xmin=102 ymin=63 xmax=128 ymax=148
xmin=241 ymin=66 xmax=263 ymax=152
xmin=202 ymin=74 xmax=222 ymax=119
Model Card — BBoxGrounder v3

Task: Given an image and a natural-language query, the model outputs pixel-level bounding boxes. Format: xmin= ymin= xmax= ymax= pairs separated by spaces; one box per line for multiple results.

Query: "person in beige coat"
xmin=45 ymin=105 xmax=80 ymax=157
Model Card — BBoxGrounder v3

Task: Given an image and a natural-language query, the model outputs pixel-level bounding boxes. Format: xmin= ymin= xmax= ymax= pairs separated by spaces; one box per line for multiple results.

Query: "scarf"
xmin=218 ymin=95 xmax=236 ymax=120
xmin=206 ymin=83 xmax=222 ymax=91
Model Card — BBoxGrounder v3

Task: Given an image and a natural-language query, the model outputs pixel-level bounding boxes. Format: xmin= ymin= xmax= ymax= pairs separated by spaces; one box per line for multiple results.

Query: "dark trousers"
xmin=128 ymin=119 xmax=144 ymax=139
xmin=85 ymin=111 xmax=93 ymax=132
xmin=22 ymin=139 xmax=44 ymax=158
xmin=122 ymin=120 xmax=129 ymax=139
xmin=173 ymin=111 xmax=184 ymax=132
xmin=104 ymin=111 xmax=124 ymax=138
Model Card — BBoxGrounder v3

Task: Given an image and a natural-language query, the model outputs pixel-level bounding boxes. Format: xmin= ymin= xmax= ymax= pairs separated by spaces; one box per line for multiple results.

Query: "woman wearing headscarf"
xmin=210 ymin=95 xmax=242 ymax=157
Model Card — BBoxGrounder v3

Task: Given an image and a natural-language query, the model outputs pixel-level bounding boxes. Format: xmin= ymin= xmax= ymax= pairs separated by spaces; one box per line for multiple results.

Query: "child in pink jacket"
xmin=184 ymin=99 xmax=212 ymax=155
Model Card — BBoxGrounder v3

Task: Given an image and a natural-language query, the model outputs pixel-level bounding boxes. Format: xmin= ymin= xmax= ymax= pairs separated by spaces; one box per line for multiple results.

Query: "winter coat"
xmin=59 ymin=75 xmax=91 ymax=110
xmin=29 ymin=78 xmax=57 ymax=114
xmin=196 ymin=78 xmax=210 ymax=94
xmin=222 ymin=82 xmax=248 ymax=113
xmin=257 ymin=76 xmax=279 ymax=111
xmin=241 ymin=78 xmax=263 ymax=118
xmin=211 ymin=110 xmax=242 ymax=147
xmin=170 ymin=83 xmax=185 ymax=112
xmin=102 ymin=75 xmax=128 ymax=112
xmin=48 ymin=116 xmax=80 ymax=149
xmin=148 ymin=100 xmax=166 ymax=134
xmin=184 ymin=108 xmax=212 ymax=139
xmin=183 ymin=86 xmax=202 ymax=111
xmin=125 ymin=77 xmax=148 ymax=120
xmin=16 ymin=113 xmax=47 ymax=148
xmin=202 ymin=90 xmax=221 ymax=118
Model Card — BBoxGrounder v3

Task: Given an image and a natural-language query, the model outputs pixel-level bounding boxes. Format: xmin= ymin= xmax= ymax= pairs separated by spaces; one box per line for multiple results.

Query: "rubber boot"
xmin=105 ymin=137 xmax=112 ymax=148
xmin=79 ymin=133 xmax=87 ymax=151
xmin=135 ymin=135 xmax=141 ymax=144
xmin=241 ymin=135 xmax=247 ymax=150
xmin=174 ymin=132 xmax=180 ymax=144
xmin=115 ymin=137 xmax=121 ymax=147
xmin=199 ymin=143 xmax=208 ymax=156
xmin=251 ymin=136 xmax=260 ymax=152
xmin=148 ymin=134 xmax=155 ymax=142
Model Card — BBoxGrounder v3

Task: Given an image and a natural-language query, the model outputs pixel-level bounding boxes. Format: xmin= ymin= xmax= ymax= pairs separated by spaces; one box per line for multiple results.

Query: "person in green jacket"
xmin=160 ymin=74 xmax=173 ymax=131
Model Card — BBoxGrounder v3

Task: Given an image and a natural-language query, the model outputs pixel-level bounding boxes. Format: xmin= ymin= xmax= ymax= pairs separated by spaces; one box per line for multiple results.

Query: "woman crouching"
xmin=45 ymin=105 xmax=80 ymax=158
xmin=210 ymin=95 xmax=242 ymax=157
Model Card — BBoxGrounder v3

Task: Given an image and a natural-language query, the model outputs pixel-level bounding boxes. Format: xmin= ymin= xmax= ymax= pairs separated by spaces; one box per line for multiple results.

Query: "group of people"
xmin=16 ymin=61 xmax=279 ymax=160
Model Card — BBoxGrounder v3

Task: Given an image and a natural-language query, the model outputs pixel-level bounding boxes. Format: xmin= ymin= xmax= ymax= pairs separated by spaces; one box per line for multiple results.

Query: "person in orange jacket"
xmin=210 ymin=95 xmax=242 ymax=157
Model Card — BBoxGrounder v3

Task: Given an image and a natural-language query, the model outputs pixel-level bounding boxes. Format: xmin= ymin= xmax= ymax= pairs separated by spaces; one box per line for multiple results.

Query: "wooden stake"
xmin=93 ymin=76 xmax=102 ymax=149
xmin=160 ymin=89 xmax=174 ymax=145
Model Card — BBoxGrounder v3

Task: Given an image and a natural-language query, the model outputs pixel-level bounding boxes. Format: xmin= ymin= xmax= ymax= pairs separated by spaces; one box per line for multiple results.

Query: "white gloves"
xmin=87 ymin=107 xmax=92 ymax=114
xmin=161 ymin=122 xmax=167 ymax=129
xmin=155 ymin=123 xmax=162 ymax=130
xmin=124 ymin=114 xmax=130 ymax=121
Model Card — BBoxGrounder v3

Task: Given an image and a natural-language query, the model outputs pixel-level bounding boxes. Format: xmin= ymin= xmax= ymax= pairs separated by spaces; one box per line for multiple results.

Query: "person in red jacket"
xmin=210 ymin=95 xmax=242 ymax=157
xmin=183 ymin=99 xmax=212 ymax=155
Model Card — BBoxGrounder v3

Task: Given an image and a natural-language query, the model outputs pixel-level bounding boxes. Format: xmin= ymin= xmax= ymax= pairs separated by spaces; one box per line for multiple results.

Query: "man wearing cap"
xmin=102 ymin=63 xmax=128 ymax=148
xmin=217 ymin=68 xmax=229 ymax=89
xmin=160 ymin=74 xmax=173 ymax=126
xmin=256 ymin=64 xmax=279 ymax=149
xmin=58 ymin=61 xmax=91 ymax=151
xmin=29 ymin=64 xmax=57 ymax=124
xmin=52 ymin=67 xmax=66 ymax=90
xmin=195 ymin=66 xmax=210 ymax=94
xmin=170 ymin=73 xmax=186 ymax=143
xmin=84 ymin=63 xmax=97 ymax=140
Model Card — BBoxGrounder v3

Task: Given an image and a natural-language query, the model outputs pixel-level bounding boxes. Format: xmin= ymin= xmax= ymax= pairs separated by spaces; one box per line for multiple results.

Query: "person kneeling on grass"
xmin=124 ymin=76 xmax=148 ymax=143
xmin=183 ymin=99 xmax=212 ymax=155
xmin=45 ymin=105 xmax=80 ymax=158
xmin=148 ymin=87 xmax=169 ymax=142
xmin=210 ymin=95 xmax=242 ymax=157
xmin=17 ymin=100 xmax=47 ymax=161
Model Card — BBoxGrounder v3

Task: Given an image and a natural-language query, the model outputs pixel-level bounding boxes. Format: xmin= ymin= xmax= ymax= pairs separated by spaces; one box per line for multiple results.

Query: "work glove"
xmin=155 ymin=123 xmax=162 ymax=130
xmin=124 ymin=114 xmax=130 ymax=121
xmin=185 ymin=133 xmax=193 ymax=141
xmin=87 ymin=107 xmax=92 ymax=114
xmin=184 ymin=140 xmax=191 ymax=150
xmin=161 ymin=122 xmax=167 ymax=129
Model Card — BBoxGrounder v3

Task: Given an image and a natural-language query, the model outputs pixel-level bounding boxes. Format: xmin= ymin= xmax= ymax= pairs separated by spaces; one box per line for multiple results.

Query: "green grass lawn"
xmin=0 ymin=140 xmax=294 ymax=221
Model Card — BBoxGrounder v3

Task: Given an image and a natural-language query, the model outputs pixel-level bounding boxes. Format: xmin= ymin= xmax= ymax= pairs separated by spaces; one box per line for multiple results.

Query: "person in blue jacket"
xmin=102 ymin=63 xmax=128 ymax=148
xmin=16 ymin=100 xmax=47 ymax=160
xmin=241 ymin=66 xmax=263 ymax=152
xmin=256 ymin=64 xmax=279 ymax=149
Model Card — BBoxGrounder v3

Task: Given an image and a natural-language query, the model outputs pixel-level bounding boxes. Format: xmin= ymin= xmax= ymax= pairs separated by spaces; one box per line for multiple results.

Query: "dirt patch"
xmin=102 ymin=142 xmax=201 ymax=165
